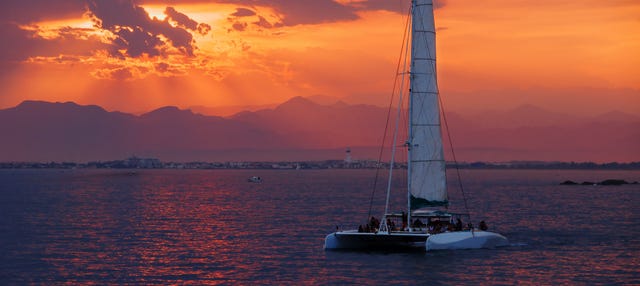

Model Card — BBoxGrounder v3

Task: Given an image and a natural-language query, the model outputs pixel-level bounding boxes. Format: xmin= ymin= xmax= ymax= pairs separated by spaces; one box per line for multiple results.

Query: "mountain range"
xmin=0 ymin=97 xmax=638 ymax=162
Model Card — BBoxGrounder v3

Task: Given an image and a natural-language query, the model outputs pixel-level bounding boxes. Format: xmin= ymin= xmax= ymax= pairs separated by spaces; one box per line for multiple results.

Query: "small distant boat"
xmin=324 ymin=0 xmax=508 ymax=252
xmin=248 ymin=176 xmax=262 ymax=183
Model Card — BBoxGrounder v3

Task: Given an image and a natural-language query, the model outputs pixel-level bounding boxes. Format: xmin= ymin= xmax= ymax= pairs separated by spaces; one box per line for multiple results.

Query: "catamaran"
xmin=324 ymin=0 xmax=508 ymax=251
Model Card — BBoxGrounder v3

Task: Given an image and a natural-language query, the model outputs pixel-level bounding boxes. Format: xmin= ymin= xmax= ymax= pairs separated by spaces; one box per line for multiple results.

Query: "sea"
xmin=0 ymin=168 xmax=638 ymax=285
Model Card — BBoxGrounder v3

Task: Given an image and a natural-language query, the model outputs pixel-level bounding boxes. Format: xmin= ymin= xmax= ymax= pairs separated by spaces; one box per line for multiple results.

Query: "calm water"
xmin=0 ymin=169 xmax=638 ymax=285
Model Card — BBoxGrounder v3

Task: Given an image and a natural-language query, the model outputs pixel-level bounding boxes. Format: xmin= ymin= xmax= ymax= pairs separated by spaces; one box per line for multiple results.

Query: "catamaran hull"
xmin=425 ymin=231 xmax=509 ymax=251
xmin=324 ymin=231 xmax=430 ymax=250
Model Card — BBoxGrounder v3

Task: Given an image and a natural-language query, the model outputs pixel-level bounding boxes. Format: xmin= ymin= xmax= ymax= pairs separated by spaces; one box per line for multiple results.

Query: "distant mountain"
xmin=304 ymin=94 xmax=344 ymax=105
xmin=0 ymin=99 xmax=638 ymax=162
xmin=232 ymin=98 xmax=639 ymax=162
xmin=188 ymin=95 xmax=343 ymax=117
xmin=188 ymin=103 xmax=277 ymax=117
xmin=592 ymin=110 xmax=640 ymax=123
xmin=231 ymin=96 xmax=388 ymax=149
xmin=469 ymin=104 xmax=583 ymax=128
xmin=0 ymin=101 xmax=135 ymax=162
xmin=0 ymin=101 xmax=288 ymax=162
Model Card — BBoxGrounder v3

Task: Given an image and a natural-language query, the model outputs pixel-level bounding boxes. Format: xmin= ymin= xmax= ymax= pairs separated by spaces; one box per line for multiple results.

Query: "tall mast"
xmin=407 ymin=0 xmax=416 ymax=231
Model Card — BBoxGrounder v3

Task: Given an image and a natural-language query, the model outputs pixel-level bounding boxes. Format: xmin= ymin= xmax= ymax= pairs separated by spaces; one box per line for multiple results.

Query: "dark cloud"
xmin=231 ymin=22 xmax=248 ymax=32
xmin=218 ymin=0 xmax=447 ymax=29
xmin=0 ymin=0 xmax=85 ymax=23
xmin=361 ymin=0 xmax=447 ymax=12
xmin=155 ymin=62 xmax=170 ymax=72
xmin=87 ymin=0 xmax=210 ymax=58
xmin=254 ymin=16 xmax=273 ymax=29
xmin=197 ymin=23 xmax=212 ymax=36
xmin=165 ymin=6 xmax=198 ymax=30
xmin=231 ymin=8 xmax=256 ymax=17
xmin=154 ymin=61 xmax=186 ymax=76
xmin=0 ymin=22 xmax=106 ymax=76
xmin=108 ymin=67 xmax=134 ymax=80
xmin=0 ymin=1 xmax=86 ymax=74
xmin=0 ymin=0 xmax=446 ymax=72
xmin=164 ymin=5 xmax=212 ymax=35
xmin=258 ymin=0 xmax=359 ymax=26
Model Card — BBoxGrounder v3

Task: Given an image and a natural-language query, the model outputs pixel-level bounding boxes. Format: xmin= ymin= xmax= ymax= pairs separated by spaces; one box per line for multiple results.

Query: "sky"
xmin=0 ymin=0 xmax=638 ymax=115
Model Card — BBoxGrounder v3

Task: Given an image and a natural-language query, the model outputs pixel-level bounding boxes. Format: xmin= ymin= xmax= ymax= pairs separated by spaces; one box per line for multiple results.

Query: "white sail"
xmin=409 ymin=0 xmax=447 ymax=209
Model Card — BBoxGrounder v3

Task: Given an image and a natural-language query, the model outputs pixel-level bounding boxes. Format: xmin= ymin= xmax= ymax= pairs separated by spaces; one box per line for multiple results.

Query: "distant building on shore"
xmin=126 ymin=156 xmax=162 ymax=168
xmin=345 ymin=147 xmax=352 ymax=164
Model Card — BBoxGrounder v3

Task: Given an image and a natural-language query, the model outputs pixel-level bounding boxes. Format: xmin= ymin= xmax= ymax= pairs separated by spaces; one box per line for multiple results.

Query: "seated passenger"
xmin=412 ymin=218 xmax=425 ymax=228
xmin=387 ymin=218 xmax=396 ymax=231
xmin=479 ymin=220 xmax=488 ymax=231
xmin=455 ymin=218 xmax=463 ymax=231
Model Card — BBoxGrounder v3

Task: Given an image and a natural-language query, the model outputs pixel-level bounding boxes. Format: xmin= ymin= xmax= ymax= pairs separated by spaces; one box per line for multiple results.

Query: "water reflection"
xmin=0 ymin=169 xmax=638 ymax=284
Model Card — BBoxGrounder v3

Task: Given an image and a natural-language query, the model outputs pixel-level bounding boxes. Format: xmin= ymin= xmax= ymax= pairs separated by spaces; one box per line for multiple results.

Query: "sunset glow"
xmin=0 ymin=0 xmax=638 ymax=114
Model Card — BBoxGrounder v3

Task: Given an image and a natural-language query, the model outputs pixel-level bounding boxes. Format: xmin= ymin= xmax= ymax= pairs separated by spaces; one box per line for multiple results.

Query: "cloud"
xmin=165 ymin=7 xmax=198 ymax=30
xmin=164 ymin=6 xmax=212 ymax=36
xmin=220 ymin=0 xmax=447 ymax=30
xmin=361 ymin=0 xmax=447 ymax=12
xmin=197 ymin=23 xmax=212 ymax=36
xmin=0 ymin=22 xmax=106 ymax=76
xmin=231 ymin=22 xmax=248 ymax=32
xmin=86 ymin=0 xmax=210 ymax=58
xmin=154 ymin=61 xmax=187 ymax=76
xmin=0 ymin=0 xmax=85 ymax=23
xmin=254 ymin=16 xmax=273 ymax=29
xmin=226 ymin=8 xmax=278 ymax=32
xmin=231 ymin=8 xmax=257 ymax=17
xmin=248 ymin=0 xmax=447 ymax=26
xmin=0 ymin=1 xmax=85 ymax=74
xmin=27 ymin=55 xmax=83 ymax=64
xmin=92 ymin=66 xmax=133 ymax=80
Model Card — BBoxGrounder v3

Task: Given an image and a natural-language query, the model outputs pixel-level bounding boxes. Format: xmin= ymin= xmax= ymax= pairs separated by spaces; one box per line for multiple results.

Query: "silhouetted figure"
xmin=402 ymin=211 xmax=408 ymax=230
xmin=369 ymin=216 xmax=380 ymax=232
xmin=387 ymin=218 xmax=396 ymax=231
xmin=479 ymin=220 xmax=488 ymax=231
xmin=455 ymin=218 xmax=463 ymax=231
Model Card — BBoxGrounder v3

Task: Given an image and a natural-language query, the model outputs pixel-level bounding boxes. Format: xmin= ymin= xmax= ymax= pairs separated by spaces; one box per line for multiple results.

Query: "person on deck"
xmin=479 ymin=220 xmax=488 ymax=231
xmin=455 ymin=218 xmax=463 ymax=231
xmin=386 ymin=218 xmax=396 ymax=231
xmin=369 ymin=216 xmax=380 ymax=231
xmin=401 ymin=211 xmax=407 ymax=230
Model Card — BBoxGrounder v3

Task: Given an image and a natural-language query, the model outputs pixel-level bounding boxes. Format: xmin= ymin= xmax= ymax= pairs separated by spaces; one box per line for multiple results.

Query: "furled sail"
xmin=409 ymin=0 xmax=447 ymax=209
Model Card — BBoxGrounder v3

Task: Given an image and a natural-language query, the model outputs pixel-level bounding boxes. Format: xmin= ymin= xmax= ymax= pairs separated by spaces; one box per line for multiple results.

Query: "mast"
xmin=407 ymin=0 xmax=416 ymax=231
xmin=408 ymin=0 xmax=448 ymax=212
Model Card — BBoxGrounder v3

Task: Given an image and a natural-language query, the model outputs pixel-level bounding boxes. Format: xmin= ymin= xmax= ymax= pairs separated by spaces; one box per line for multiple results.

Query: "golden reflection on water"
xmin=3 ymin=169 xmax=639 ymax=284
xmin=33 ymin=170 xmax=245 ymax=283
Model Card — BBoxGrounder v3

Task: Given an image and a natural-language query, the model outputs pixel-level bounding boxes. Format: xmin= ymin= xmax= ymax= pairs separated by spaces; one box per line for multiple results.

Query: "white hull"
xmin=324 ymin=230 xmax=430 ymax=250
xmin=425 ymin=231 xmax=509 ymax=251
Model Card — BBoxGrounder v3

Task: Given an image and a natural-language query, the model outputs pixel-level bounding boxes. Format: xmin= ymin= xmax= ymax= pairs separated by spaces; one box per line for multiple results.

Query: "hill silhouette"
xmin=0 ymin=98 xmax=638 ymax=162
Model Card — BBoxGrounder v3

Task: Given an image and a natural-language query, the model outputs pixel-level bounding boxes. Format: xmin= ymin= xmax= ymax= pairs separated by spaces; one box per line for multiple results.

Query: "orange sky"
xmin=0 ymin=0 xmax=638 ymax=115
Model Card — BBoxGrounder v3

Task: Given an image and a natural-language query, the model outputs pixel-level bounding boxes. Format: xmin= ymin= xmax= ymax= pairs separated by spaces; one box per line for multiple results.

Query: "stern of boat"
xmin=426 ymin=231 xmax=509 ymax=251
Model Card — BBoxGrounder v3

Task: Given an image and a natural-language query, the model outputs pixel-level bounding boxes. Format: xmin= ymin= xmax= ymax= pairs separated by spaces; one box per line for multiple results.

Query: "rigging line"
xmin=439 ymin=91 xmax=471 ymax=218
xmin=367 ymin=6 xmax=412 ymax=221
